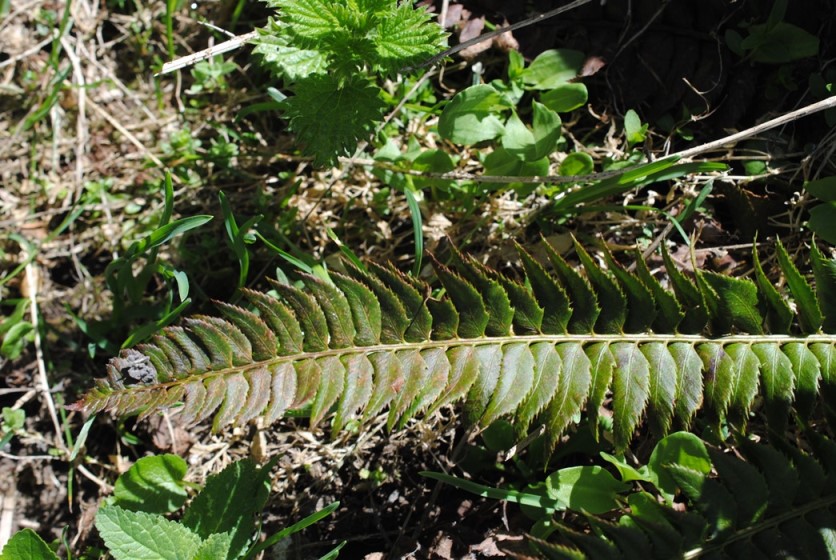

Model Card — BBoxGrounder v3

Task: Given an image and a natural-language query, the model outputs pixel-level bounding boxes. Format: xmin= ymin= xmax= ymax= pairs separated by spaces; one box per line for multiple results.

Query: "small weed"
xmin=0 ymin=454 xmax=342 ymax=560
xmin=73 ymin=174 xmax=211 ymax=355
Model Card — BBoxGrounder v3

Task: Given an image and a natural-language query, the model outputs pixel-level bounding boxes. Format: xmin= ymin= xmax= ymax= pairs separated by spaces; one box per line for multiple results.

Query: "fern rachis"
xmin=71 ymin=239 xmax=836 ymax=452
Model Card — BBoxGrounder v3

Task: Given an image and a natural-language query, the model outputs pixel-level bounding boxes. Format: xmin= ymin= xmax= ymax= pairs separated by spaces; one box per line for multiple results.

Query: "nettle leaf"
xmin=372 ymin=1 xmax=447 ymax=73
xmin=74 ymin=241 xmax=836 ymax=456
xmin=273 ymin=0 xmax=342 ymax=41
xmin=252 ymin=21 xmax=327 ymax=81
xmin=283 ymin=74 xmax=385 ymax=166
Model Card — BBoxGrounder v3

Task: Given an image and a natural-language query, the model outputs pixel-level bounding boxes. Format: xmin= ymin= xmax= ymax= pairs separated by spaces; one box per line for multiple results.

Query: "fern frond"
xmin=536 ymin=434 xmax=836 ymax=559
xmin=71 ymin=240 xmax=836 ymax=452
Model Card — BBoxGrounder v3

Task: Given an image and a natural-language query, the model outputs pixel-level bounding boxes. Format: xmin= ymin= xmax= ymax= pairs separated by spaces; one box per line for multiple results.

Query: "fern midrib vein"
xmin=136 ymin=333 xmax=836 ymax=393
xmin=683 ymin=492 xmax=836 ymax=559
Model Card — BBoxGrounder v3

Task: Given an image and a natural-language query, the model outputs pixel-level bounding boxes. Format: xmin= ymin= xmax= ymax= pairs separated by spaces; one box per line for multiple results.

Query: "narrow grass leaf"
xmin=96 ymin=505 xmax=200 ymax=560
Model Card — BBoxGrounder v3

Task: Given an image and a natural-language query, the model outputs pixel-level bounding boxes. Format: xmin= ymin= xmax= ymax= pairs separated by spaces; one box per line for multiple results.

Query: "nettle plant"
xmin=252 ymin=0 xmax=446 ymax=165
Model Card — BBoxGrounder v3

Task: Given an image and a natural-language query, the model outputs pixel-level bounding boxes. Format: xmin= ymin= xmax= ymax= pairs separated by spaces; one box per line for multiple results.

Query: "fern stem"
xmin=682 ymin=493 xmax=836 ymax=559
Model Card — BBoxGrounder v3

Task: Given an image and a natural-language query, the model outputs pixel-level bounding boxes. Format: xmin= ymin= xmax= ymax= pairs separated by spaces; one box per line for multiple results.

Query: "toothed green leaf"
xmin=72 ymin=241 xmax=836 ymax=468
xmin=752 ymin=245 xmax=794 ymax=334
xmin=433 ymin=259 xmax=489 ymax=339
xmin=811 ymin=243 xmax=836 ymax=332
xmin=611 ymin=342 xmax=650 ymax=450
xmin=516 ymin=243 xmax=571 ymax=334
xmin=698 ymin=271 xmax=763 ymax=334
xmin=372 ymin=1 xmax=447 ymax=72
xmin=605 ymin=248 xmax=656 ymax=333
xmin=283 ymin=74 xmax=385 ymax=166
xmin=776 ymin=239 xmax=822 ymax=334
xmin=574 ymin=241 xmax=626 ymax=334
xmin=544 ymin=240 xmax=599 ymax=334
xmin=661 ymin=244 xmax=708 ymax=333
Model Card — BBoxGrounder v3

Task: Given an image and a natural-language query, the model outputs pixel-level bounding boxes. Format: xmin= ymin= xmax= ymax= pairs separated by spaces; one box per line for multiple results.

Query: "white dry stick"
xmin=674 ymin=94 xmax=836 ymax=160
xmin=0 ymin=37 xmax=54 ymax=70
xmin=0 ymin=490 xmax=16 ymax=551
xmin=25 ymin=260 xmax=67 ymax=453
xmin=157 ymin=31 xmax=257 ymax=76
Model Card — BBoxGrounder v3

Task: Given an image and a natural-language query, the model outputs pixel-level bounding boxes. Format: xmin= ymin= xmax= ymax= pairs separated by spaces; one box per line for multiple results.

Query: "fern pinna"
xmin=71 ymin=239 xmax=836 ymax=452
xmin=535 ymin=432 xmax=836 ymax=559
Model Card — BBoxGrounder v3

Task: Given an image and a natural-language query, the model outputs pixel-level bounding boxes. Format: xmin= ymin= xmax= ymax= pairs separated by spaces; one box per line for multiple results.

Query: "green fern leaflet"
xmin=535 ymin=432 xmax=836 ymax=559
xmin=71 ymin=240 xmax=836 ymax=454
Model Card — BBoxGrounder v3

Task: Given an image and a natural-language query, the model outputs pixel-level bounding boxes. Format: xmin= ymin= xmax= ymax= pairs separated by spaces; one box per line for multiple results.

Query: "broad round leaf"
xmin=113 ymin=454 xmax=189 ymax=514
